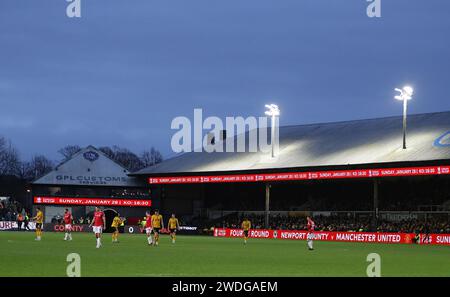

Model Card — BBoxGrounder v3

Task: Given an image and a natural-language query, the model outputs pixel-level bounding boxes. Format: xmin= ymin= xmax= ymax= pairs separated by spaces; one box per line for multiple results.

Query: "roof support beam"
xmin=265 ymin=183 xmax=271 ymax=229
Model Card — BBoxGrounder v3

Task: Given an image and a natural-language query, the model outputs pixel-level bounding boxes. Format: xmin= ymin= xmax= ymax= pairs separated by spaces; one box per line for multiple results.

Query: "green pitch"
xmin=0 ymin=232 xmax=448 ymax=277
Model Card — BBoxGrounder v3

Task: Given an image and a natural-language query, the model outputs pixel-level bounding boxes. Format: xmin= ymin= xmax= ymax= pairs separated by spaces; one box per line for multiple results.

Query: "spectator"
xmin=17 ymin=212 xmax=24 ymax=231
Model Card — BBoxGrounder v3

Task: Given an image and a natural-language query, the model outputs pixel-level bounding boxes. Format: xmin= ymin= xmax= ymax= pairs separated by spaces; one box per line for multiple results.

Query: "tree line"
xmin=0 ymin=136 xmax=163 ymax=181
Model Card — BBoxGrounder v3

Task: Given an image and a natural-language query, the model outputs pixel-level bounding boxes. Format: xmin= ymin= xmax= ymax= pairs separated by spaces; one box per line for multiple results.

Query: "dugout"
xmin=131 ymin=111 xmax=450 ymax=227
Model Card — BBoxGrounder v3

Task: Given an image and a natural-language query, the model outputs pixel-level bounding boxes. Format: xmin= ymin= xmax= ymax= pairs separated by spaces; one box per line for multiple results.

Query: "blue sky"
xmin=0 ymin=0 xmax=449 ymax=160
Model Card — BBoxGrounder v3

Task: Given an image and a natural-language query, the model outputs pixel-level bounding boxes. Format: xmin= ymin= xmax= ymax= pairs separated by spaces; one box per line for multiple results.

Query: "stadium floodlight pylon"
xmin=265 ymin=104 xmax=280 ymax=158
xmin=394 ymin=86 xmax=414 ymax=149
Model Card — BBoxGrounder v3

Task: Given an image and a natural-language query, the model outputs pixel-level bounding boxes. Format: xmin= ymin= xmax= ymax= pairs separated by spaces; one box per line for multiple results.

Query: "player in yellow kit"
xmin=168 ymin=214 xmax=180 ymax=244
xmin=111 ymin=213 xmax=122 ymax=243
xmin=241 ymin=218 xmax=251 ymax=245
xmin=151 ymin=210 xmax=164 ymax=246
xmin=32 ymin=207 xmax=44 ymax=241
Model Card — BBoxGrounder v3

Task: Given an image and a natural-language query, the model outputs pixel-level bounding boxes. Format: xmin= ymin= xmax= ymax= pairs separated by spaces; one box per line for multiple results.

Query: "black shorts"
xmin=169 ymin=228 xmax=176 ymax=234
xmin=153 ymin=228 xmax=161 ymax=234
xmin=114 ymin=227 xmax=119 ymax=232
xmin=36 ymin=223 xmax=42 ymax=229
xmin=244 ymin=230 xmax=249 ymax=237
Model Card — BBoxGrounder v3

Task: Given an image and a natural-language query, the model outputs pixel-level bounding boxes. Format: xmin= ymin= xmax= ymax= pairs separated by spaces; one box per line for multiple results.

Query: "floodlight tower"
xmin=394 ymin=86 xmax=414 ymax=149
xmin=265 ymin=104 xmax=280 ymax=158
xmin=264 ymin=104 xmax=280 ymax=229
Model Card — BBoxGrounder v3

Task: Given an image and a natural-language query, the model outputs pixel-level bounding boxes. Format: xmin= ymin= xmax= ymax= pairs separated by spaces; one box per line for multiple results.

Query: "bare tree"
xmin=141 ymin=147 xmax=163 ymax=168
xmin=0 ymin=137 xmax=21 ymax=176
xmin=0 ymin=136 xmax=5 ymax=154
xmin=58 ymin=145 xmax=81 ymax=161
xmin=99 ymin=146 xmax=145 ymax=172
xmin=112 ymin=146 xmax=144 ymax=172
xmin=58 ymin=144 xmax=163 ymax=172
xmin=99 ymin=146 xmax=115 ymax=160
xmin=20 ymin=155 xmax=53 ymax=181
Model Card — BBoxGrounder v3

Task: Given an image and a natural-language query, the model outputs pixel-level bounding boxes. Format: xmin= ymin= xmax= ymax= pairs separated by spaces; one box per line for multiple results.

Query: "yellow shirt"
xmin=152 ymin=214 xmax=163 ymax=228
xmin=111 ymin=216 xmax=122 ymax=228
xmin=242 ymin=220 xmax=251 ymax=231
xmin=168 ymin=218 xmax=178 ymax=229
xmin=36 ymin=211 xmax=44 ymax=224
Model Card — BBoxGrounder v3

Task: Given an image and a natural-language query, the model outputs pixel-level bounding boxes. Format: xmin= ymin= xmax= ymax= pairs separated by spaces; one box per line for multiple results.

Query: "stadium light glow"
xmin=394 ymin=86 xmax=414 ymax=149
xmin=265 ymin=104 xmax=280 ymax=117
xmin=265 ymin=104 xmax=280 ymax=158
xmin=395 ymin=86 xmax=414 ymax=101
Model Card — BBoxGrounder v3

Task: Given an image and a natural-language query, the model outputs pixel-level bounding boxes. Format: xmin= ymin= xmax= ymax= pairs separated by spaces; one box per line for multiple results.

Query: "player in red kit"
xmin=63 ymin=209 xmax=73 ymax=241
xmin=89 ymin=207 xmax=106 ymax=248
xmin=306 ymin=216 xmax=315 ymax=251
xmin=144 ymin=211 xmax=153 ymax=245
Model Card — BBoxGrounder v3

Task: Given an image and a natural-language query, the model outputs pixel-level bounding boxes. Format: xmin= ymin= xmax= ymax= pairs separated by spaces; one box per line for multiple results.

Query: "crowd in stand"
xmin=0 ymin=198 xmax=27 ymax=222
xmin=216 ymin=214 xmax=450 ymax=234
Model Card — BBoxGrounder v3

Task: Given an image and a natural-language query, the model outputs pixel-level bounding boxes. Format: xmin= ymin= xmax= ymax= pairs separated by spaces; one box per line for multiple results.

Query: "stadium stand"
xmin=212 ymin=213 xmax=450 ymax=234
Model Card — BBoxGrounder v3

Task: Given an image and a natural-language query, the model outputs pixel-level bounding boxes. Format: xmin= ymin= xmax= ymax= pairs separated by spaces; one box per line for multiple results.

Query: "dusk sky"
xmin=1 ymin=0 xmax=449 ymax=161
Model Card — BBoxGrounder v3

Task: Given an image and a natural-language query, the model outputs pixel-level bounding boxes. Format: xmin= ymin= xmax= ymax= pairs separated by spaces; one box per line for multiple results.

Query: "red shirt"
xmin=307 ymin=220 xmax=315 ymax=232
xmin=93 ymin=211 xmax=105 ymax=227
xmin=64 ymin=212 xmax=72 ymax=224
xmin=145 ymin=215 xmax=152 ymax=228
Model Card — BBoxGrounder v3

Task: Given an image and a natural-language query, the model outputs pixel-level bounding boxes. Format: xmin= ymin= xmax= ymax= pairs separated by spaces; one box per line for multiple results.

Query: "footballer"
xmin=168 ymin=213 xmax=180 ymax=244
xmin=63 ymin=208 xmax=73 ymax=241
xmin=241 ymin=218 xmax=251 ymax=244
xmin=32 ymin=207 xmax=44 ymax=241
xmin=151 ymin=210 xmax=164 ymax=246
xmin=89 ymin=207 xmax=106 ymax=248
xmin=145 ymin=210 xmax=153 ymax=245
xmin=306 ymin=216 xmax=315 ymax=250
xmin=111 ymin=212 xmax=122 ymax=243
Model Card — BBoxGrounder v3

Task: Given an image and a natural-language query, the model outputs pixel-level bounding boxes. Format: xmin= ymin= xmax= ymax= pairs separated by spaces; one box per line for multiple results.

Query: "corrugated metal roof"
xmin=133 ymin=111 xmax=450 ymax=175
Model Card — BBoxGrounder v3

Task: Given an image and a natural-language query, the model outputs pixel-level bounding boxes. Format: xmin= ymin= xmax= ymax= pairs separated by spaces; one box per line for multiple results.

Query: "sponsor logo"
xmin=83 ymin=151 xmax=99 ymax=162
xmin=0 ymin=221 xmax=36 ymax=231
xmin=55 ymin=175 xmax=127 ymax=185
xmin=405 ymin=234 xmax=411 ymax=243
xmin=179 ymin=226 xmax=198 ymax=231
xmin=434 ymin=131 xmax=450 ymax=147
xmin=217 ymin=229 xmax=226 ymax=237
xmin=53 ymin=224 xmax=84 ymax=232
xmin=213 ymin=228 xmax=450 ymax=246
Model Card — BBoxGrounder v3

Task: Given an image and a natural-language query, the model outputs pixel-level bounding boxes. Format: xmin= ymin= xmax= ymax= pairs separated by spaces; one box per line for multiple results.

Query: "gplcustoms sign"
xmin=149 ymin=165 xmax=450 ymax=184
xmin=34 ymin=196 xmax=152 ymax=207
xmin=213 ymin=228 xmax=450 ymax=246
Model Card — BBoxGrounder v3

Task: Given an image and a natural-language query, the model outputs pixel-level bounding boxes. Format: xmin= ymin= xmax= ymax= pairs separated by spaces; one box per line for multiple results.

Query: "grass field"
xmin=0 ymin=231 xmax=449 ymax=277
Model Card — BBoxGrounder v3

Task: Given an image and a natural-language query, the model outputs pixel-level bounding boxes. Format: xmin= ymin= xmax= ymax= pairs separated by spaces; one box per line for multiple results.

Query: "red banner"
xmin=33 ymin=196 xmax=152 ymax=207
xmin=213 ymin=228 xmax=450 ymax=246
xmin=148 ymin=165 xmax=450 ymax=184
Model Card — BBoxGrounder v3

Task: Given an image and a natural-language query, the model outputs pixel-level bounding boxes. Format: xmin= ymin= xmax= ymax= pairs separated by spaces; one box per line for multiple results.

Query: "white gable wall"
xmin=33 ymin=146 xmax=140 ymax=187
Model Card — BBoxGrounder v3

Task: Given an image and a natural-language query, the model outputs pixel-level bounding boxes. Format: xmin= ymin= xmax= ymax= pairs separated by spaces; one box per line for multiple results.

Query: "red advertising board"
xmin=33 ymin=196 xmax=152 ymax=207
xmin=148 ymin=165 xmax=450 ymax=184
xmin=213 ymin=228 xmax=450 ymax=246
